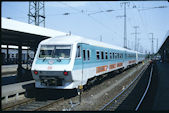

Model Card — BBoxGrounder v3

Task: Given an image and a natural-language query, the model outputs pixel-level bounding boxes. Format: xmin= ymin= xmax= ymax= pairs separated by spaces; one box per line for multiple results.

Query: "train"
xmin=31 ymin=35 xmax=146 ymax=89
xmin=1 ymin=48 xmax=34 ymax=65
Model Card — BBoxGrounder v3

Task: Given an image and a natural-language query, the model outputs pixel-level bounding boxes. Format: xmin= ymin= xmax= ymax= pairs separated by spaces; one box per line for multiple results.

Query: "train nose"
xmin=33 ymin=71 xmax=73 ymax=87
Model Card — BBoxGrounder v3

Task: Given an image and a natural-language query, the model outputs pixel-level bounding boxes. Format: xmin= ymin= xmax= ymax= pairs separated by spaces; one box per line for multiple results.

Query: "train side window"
xmin=110 ymin=52 xmax=112 ymax=59
xmin=112 ymin=53 xmax=114 ymax=59
xmin=76 ymin=45 xmax=81 ymax=58
xmin=87 ymin=50 xmax=90 ymax=60
xmin=115 ymin=53 xmax=117 ymax=59
xmin=83 ymin=50 xmax=86 ymax=61
xmin=96 ymin=51 xmax=100 ymax=60
xmin=105 ymin=52 xmax=108 ymax=59
xmin=101 ymin=51 xmax=104 ymax=59
xmin=119 ymin=53 xmax=121 ymax=59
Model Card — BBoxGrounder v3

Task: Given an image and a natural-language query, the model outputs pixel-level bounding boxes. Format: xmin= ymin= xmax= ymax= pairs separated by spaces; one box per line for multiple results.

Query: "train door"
xmin=81 ymin=44 xmax=88 ymax=85
xmin=76 ymin=43 xmax=91 ymax=86
xmin=75 ymin=44 xmax=84 ymax=85
xmin=124 ymin=51 xmax=128 ymax=69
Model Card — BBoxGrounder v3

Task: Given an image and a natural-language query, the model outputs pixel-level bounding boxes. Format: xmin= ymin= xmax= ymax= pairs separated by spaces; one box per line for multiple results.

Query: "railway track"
xmin=2 ymin=61 xmax=150 ymax=111
xmin=100 ymin=62 xmax=151 ymax=111
xmin=2 ymin=98 xmax=35 ymax=111
xmin=135 ymin=64 xmax=153 ymax=111
xmin=2 ymin=97 xmax=64 ymax=111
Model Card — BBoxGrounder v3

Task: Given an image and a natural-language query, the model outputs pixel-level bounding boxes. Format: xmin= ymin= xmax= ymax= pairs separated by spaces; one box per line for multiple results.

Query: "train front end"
xmin=31 ymin=43 xmax=77 ymax=89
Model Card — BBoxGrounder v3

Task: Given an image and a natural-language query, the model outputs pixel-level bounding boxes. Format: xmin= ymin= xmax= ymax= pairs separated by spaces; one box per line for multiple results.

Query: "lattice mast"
xmin=28 ymin=1 xmax=45 ymax=27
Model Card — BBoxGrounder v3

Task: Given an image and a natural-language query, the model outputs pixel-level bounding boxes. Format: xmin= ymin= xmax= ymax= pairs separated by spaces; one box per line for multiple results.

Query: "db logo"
xmin=48 ymin=60 xmax=54 ymax=64
xmin=48 ymin=66 xmax=52 ymax=69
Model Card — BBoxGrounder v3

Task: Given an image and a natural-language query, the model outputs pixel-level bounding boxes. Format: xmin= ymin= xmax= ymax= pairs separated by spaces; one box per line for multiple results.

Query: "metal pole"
xmin=27 ymin=47 xmax=29 ymax=69
xmin=121 ymin=2 xmax=129 ymax=48
xmin=17 ymin=44 xmax=22 ymax=82
xmin=78 ymin=85 xmax=83 ymax=103
xmin=28 ymin=2 xmax=30 ymax=24
xmin=7 ymin=45 xmax=9 ymax=64
xmin=100 ymin=35 xmax=102 ymax=42
xmin=152 ymin=34 xmax=154 ymax=55
xmin=133 ymin=26 xmax=139 ymax=51
xmin=149 ymin=33 xmax=154 ymax=55
xmin=37 ymin=2 xmax=40 ymax=26
xmin=35 ymin=2 xmax=37 ymax=26
xmin=131 ymin=26 xmax=140 ymax=51
xmin=43 ymin=1 xmax=45 ymax=27
xmin=137 ymin=38 xmax=140 ymax=52
xmin=156 ymin=38 xmax=158 ymax=52
xmin=124 ymin=4 xmax=127 ymax=48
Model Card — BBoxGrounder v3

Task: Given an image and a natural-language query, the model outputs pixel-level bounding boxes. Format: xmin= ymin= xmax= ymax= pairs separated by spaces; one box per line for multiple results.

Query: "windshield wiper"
xmin=43 ymin=56 xmax=46 ymax=62
xmin=56 ymin=56 xmax=61 ymax=62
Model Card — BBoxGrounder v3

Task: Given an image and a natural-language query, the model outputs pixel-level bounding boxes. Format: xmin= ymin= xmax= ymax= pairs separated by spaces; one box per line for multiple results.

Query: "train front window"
xmin=39 ymin=45 xmax=55 ymax=58
xmin=39 ymin=45 xmax=71 ymax=59
xmin=54 ymin=45 xmax=71 ymax=58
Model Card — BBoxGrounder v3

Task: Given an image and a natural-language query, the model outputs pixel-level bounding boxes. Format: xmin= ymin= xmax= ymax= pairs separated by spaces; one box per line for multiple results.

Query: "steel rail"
xmin=135 ymin=64 xmax=153 ymax=111
xmin=100 ymin=62 xmax=150 ymax=111
xmin=2 ymin=98 xmax=36 ymax=111
xmin=33 ymin=97 xmax=64 ymax=111
xmin=3 ymin=97 xmax=64 ymax=111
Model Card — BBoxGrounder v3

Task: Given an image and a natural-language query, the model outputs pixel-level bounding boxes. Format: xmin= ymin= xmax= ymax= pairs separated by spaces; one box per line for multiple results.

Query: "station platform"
xmin=152 ymin=61 xmax=169 ymax=110
xmin=2 ymin=64 xmax=27 ymax=76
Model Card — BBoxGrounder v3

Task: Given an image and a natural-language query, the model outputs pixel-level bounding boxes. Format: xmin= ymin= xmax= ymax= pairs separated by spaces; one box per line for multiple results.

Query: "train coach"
xmin=31 ymin=35 xmax=145 ymax=89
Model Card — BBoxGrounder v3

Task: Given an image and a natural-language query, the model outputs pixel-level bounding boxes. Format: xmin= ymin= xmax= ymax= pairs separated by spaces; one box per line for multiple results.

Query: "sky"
xmin=2 ymin=1 xmax=169 ymax=54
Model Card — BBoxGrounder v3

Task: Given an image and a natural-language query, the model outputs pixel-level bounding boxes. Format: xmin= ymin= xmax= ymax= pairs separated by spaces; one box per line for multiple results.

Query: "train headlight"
xmin=63 ymin=71 xmax=68 ymax=76
xmin=34 ymin=70 xmax=38 ymax=75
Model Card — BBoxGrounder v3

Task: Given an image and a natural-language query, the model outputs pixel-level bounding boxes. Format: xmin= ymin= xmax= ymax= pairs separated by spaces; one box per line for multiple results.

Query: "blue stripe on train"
xmin=35 ymin=59 xmax=70 ymax=64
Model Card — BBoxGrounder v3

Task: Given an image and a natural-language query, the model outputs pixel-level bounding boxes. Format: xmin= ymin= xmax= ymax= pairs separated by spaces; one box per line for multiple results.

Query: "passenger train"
xmin=31 ymin=35 xmax=145 ymax=89
xmin=1 ymin=48 xmax=34 ymax=65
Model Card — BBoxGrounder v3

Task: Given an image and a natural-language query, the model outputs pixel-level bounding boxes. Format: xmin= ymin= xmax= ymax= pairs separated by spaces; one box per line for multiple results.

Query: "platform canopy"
xmin=1 ymin=17 xmax=67 ymax=48
xmin=157 ymin=30 xmax=169 ymax=62
xmin=158 ymin=30 xmax=169 ymax=54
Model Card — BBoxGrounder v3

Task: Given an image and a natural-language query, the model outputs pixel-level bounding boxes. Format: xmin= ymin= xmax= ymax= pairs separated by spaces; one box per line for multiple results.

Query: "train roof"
xmin=40 ymin=35 xmax=129 ymax=51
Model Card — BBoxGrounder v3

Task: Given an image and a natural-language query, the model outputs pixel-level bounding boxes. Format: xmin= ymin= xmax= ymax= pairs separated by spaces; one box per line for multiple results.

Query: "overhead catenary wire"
xmin=45 ymin=2 xmax=167 ymax=50
xmin=57 ymin=2 xmax=118 ymax=40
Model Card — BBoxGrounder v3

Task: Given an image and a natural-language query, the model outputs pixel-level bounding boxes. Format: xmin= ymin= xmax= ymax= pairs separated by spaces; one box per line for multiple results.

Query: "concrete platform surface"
xmin=2 ymin=80 xmax=35 ymax=98
xmin=153 ymin=61 xmax=169 ymax=110
xmin=2 ymin=64 xmax=27 ymax=75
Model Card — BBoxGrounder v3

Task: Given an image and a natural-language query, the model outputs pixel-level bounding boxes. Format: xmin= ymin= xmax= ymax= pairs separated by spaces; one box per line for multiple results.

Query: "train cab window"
xmin=87 ymin=50 xmax=90 ymax=60
xmin=39 ymin=45 xmax=71 ymax=58
xmin=101 ymin=51 xmax=104 ymax=59
xmin=110 ymin=52 xmax=112 ymax=59
xmin=105 ymin=52 xmax=108 ymax=59
xmin=96 ymin=51 xmax=100 ymax=60
xmin=83 ymin=50 xmax=86 ymax=61
xmin=76 ymin=45 xmax=81 ymax=58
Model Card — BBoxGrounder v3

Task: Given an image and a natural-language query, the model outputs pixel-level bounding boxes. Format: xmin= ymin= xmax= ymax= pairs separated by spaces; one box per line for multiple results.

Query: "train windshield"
xmin=39 ymin=45 xmax=71 ymax=59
